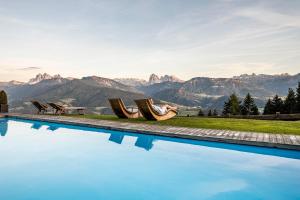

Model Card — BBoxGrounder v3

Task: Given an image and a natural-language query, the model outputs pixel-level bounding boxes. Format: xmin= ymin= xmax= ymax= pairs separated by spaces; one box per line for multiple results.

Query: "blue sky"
xmin=0 ymin=0 xmax=300 ymax=81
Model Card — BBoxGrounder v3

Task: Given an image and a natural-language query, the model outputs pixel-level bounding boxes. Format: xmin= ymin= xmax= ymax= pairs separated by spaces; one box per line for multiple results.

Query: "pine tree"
xmin=283 ymin=88 xmax=296 ymax=114
xmin=207 ymin=109 xmax=212 ymax=116
xmin=198 ymin=109 xmax=204 ymax=116
xmin=296 ymin=82 xmax=300 ymax=113
xmin=252 ymin=105 xmax=259 ymax=115
xmin=222 ymin=101 xmax=230 ymax=116
xmin=263 ymin=99 xmax=273 ymax=115
xmin=271 ymin=94 xmax=283 ymax=114
xmin=229 ymin=93 xmax=241 ymax=115
xmin=241 ymin=93 xmax=259 ymax=115
xmin=222 ymin=93 xmax=241 ymax=115
xmin=213 ymin=109 xmax=218 ymax=116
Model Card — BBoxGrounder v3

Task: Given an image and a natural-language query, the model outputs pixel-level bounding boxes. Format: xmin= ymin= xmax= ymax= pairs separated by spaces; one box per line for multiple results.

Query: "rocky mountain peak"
xmin=28 ymin=73 xmax=63 ymax=85
xmin=149 ymin=74 xmax=183 ymax=84
xmin=149 ymin=74 xmax=160 ymax=84
xmin=161 ymin=75 xmax=183 ymax=83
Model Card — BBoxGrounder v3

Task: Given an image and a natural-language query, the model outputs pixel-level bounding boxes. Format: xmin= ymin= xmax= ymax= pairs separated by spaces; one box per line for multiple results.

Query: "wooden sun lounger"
xmin=48 ymin=103 xmax=86 ymax=115
xmin=31 ymin=100 xmax=48 ymax=114
xmin=134 ymin=99 xmax=177 ymax=121
xmin=47 ymin=102 xmax=65 ymax=114
xmin=109 ymin=98 xmax=141 ymax=119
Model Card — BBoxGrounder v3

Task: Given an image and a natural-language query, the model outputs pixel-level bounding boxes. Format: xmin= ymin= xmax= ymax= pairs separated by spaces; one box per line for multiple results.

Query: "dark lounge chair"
xmin=31 ymin=101 xmax=48 ymax=114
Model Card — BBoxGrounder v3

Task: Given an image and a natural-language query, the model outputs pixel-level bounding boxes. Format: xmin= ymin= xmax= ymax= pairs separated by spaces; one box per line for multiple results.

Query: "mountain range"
xmin=1 ymin=72 xmax=299 ymax=114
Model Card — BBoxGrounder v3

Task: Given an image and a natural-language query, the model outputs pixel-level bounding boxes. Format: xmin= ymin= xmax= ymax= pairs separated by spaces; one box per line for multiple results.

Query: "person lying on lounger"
xmin=149 ymin=99 xmax=177 ymax=115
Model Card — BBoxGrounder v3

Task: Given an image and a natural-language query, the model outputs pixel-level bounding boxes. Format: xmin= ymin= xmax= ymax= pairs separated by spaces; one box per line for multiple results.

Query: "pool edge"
xmin=5 ymin=113 xmax=300 ymax=151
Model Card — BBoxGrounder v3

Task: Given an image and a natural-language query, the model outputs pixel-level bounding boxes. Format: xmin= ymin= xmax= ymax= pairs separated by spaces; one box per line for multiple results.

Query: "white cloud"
xmin=0 ymin=0 xmax=299 ymax=81
xmin=235 ymin=7 xmax=300 ymax=28
xmin=17 ymin=67 xmax=41 ymax=71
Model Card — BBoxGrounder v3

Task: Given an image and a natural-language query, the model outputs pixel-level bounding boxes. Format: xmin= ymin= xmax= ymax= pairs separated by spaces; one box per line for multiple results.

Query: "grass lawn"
xmin=68 ymin=114 xmax=300 ymax=135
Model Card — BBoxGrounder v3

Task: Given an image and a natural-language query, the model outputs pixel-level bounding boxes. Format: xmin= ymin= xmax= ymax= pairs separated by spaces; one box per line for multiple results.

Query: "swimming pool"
xmin=0 ymin=118 xmax=300 ymax=200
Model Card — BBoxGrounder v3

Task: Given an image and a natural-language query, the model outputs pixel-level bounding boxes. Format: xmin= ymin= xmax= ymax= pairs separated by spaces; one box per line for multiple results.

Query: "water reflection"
xmin=0 ymin=120 xmax=8 ymax=137
xmin=7 ymin=118 xmax=300 ymax=159
xmin=108 ymin=132 xmax=155 ymax=151
xmin=31 ymin=122 xmax=43 ymax=130
xmin=47 ymin=125 xmax=59 ymax=131
xmin=109 ymin=133 xmax=124 ymax=144
xmin=135 ymin=135 xmax=154 ymax=151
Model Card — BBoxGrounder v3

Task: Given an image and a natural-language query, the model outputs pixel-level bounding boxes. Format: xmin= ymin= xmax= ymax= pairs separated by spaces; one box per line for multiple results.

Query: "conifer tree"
xmin=207 ymin=109 xmax=212 ymax=116
xmin=222 ymin=93 xmax=241 ymax=115
xmin=283 ymin=88 xmax=296 ymax=114
xmin=222 ymin=101 xmax=230 ymax=115
xmin=229 ymin=93 xmax=241 ymax=115
xmin=252 ymin=105 xmax=259 ymax=115
xmin=241 ymin=93 xmax=259 ymax=115
xmin=271 ymin=94 xmax=284 ymax=114
xmin=263 ymin=99 xmax=273 ymax=115
xmin=296 ymin=82 xmax=300 ymax=113
xmin=198 ymin=109 xmax=204 ymax=116
xmin=213 ymin=109 xmax=218 ymax=116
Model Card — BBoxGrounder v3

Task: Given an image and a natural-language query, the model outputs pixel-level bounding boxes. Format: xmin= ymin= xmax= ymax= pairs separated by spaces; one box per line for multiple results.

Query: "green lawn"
xmin=68 ymin=114 xmax=300 ymax=135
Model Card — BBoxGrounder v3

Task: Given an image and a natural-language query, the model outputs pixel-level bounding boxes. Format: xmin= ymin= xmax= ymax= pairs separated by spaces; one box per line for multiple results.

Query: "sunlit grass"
xmin=65 ymin=114 xmax=300 ymax=135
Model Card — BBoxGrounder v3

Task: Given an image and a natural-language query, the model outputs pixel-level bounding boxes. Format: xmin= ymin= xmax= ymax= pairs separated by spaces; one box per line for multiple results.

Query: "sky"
xmin=0 ymin=0 xmax=300 ymax=82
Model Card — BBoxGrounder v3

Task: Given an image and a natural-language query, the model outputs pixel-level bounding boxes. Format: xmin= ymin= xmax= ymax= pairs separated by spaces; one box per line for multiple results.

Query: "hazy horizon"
xmin=3 ymin=71 xmax=300 ymax=83
xmin=1 ymin=0 xmax=300 ymax=82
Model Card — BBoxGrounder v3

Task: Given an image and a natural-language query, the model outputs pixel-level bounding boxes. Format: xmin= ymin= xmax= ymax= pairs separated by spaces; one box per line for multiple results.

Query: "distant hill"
xmin=6 ymin=79 xmax=146 ymax=114
xmin=1 ymin=72 xmax=299 ymax=114
xmin=143 ymin=73 xmax=300 ymax=109
xmin=115 ymin=73 xmax=183 ymax=86
xmin=114 ymin=78 xmax=148 ymax=87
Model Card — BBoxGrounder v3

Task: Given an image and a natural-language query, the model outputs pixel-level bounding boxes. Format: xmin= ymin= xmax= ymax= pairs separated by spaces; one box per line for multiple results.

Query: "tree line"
xmin=220 ymin=82 xmax=300 ymax=116
xmin=198 ymin=92 xmax=259 ymax=116
xmin=222 ymin=93 xmax=259 ymax=115
xmin=263 ymin=82 xmax=300 ymax=114
xmin=197 ymin=82 xmax=300 ymax=117
xmin=198 ymin=108 xmax=218 ymax=116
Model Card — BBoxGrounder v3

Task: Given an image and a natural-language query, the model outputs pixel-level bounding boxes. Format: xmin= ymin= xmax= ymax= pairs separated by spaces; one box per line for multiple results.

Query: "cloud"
xmin=235 ymin=7 xmax=300 ymax=28
xmin=0 ymin=66 xmax=41 ymax=72
xmin=17 ymin=67 xmax=41 ymax=71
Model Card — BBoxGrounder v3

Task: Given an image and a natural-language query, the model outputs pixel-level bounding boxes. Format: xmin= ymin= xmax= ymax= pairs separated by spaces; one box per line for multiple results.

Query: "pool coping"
xmin=4 ymin=113 xmax=300 ymax=151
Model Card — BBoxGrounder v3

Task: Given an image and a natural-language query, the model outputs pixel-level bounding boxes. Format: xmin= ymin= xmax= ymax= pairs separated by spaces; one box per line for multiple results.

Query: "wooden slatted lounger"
xmin=48 ymin=103 xmax=85 ymax=115
xmin=134 ymin=99 xmax=177 ymax=121
xmin=109 ymin=98 xmax=141 ymax=119
xmin=31 ymin=100 xmax=48 ymax=114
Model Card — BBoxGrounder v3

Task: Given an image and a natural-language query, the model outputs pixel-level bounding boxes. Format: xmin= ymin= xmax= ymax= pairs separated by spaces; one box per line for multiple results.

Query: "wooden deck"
xmin=5 ymin=113 xmax=300 ymax=151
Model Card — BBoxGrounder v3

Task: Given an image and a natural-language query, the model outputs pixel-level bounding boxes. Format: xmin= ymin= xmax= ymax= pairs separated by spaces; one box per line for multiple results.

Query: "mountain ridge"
xmin=1 ymin=72 xmax=299 ymax=114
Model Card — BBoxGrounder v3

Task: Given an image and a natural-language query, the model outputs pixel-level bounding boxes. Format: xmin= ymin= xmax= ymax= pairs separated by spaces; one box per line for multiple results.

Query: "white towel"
xmin=152 ymin=105 xmax=167 ymax=115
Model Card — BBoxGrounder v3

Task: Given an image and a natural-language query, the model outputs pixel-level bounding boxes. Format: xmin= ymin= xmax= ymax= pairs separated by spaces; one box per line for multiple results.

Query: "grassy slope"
xmin=68 ymin=114 xmax=300 ymax=135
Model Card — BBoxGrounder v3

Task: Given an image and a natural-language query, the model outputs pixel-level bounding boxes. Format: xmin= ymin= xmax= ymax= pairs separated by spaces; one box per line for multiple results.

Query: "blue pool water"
xmin=0 ymin=118 xmax=300 ymax=200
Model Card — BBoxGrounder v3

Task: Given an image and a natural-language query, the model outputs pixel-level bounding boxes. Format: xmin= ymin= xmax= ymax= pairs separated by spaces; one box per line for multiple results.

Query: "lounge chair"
xmin=47 ymin=102 xmax=66 ymax=114
xmin=134 ymin=99 xmax=177 ymax=121
xmin=31 ymin=101 xmax=48 ymax=114
xmin=48 ymin=102 xmax=85 ymax=115
xmin=109 ymin=98 xmax=141 ymax=119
